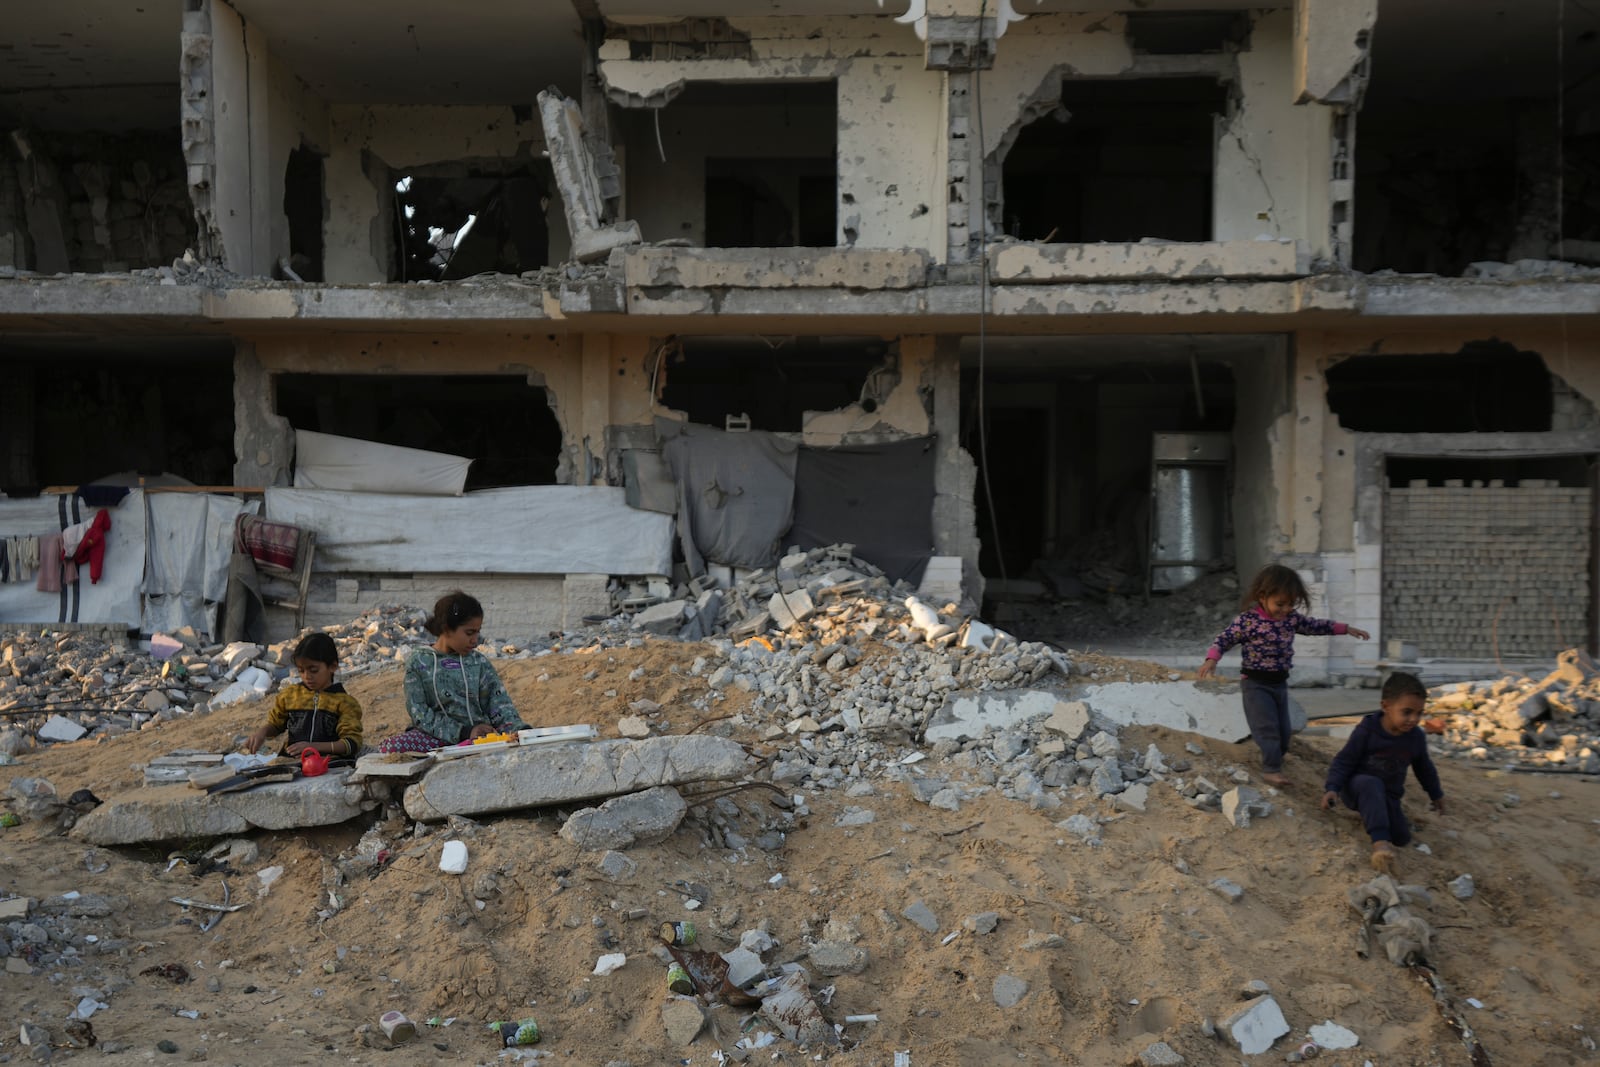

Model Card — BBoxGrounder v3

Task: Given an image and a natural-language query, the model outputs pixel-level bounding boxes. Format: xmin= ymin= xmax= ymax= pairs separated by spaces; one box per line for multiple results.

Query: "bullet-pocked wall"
xmin=234 ymin=333 xmax=658 ymax=489
xmin=599 ymin=16 xmax=946 ymax=256
xmin=977 ymin=10 xmax=1335 ymax=257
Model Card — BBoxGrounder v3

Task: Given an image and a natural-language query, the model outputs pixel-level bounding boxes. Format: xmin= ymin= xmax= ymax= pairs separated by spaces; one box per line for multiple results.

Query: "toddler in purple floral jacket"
xmin=1198 ymin=564 xmax=1369 ymax=786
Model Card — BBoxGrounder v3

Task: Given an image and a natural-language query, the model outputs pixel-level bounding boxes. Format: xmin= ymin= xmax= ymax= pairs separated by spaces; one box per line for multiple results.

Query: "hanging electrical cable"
xmin=971 ymin=0 xmax=1009 ymax=582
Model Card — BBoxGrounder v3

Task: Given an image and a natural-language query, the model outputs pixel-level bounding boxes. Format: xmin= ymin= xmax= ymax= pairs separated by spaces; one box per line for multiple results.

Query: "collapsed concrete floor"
xmin=3 ymin=591 xmax=1600 ymax=1064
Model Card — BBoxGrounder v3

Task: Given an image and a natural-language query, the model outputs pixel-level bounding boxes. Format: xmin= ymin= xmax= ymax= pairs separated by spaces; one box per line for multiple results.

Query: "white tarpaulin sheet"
xmin=143 ymin=493 xmax=255 ymax=637
xmin=294 ymin=430 xmax=473 ymax=496
xmin=0 ymin=491 xmax=146 ymax=627
xmin=264 ymin=485 xmax=674 ymax=575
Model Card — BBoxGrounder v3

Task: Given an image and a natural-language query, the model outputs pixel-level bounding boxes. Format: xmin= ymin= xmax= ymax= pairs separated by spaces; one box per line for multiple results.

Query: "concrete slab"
xmin=925 ymin=690 xmax=1067 ymax=743
xmin=624 ymin=247 xmax=930 ymax=290
xmin=990 ymin=240 xmax=1310 ymax=283
xmin=1075 ymin=681 xmax=1307 ymax=743
xmin=71 ymin=770 xmax=373 ymax=846
xmin=347 ymin=753 xmax=431 ymax=782
xmin=402 ymin=735 xmax=750 ymax=821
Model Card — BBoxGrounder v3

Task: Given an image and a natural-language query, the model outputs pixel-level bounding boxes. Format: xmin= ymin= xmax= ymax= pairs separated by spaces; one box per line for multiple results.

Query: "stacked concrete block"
xmin=1384 ymin=484 xmax=1591 ymax=658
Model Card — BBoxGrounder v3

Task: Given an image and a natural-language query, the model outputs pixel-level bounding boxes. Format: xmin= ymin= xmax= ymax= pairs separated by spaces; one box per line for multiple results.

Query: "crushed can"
xmin=666 ymin=963 xmax=694 ymax=995
xmin=660 ymin=920 xmax=696 ymax=946
xmin=489 ymin=1018 xmax=540 ymax=1046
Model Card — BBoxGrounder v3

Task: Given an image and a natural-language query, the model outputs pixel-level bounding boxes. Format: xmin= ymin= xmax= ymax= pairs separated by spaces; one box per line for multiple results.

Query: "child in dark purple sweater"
xmin=1198 ymin=564 xmax=1370 ymax=786
xmin=1321 ymin=670 xmax=1446 ymax=874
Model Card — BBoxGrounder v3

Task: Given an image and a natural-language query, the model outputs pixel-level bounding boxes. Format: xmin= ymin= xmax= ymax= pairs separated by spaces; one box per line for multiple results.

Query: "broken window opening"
xmin=276 ymin=375 xmax=562 ymax=489
xmin=706 ymin=160 xmax=836 ymax=248
xmin=283 ymin=145 xmax=325 ymax=282
xmin=621 ymin=82 xmax=837 ymax=249
xmin=0 ymin=341 xmax=235 ymax=495
xmin=998 ymin=78 xmax=1227 ymax=244
xmin=659 ymin=337 xmax=891 ymax=433
xmin=390 ymin=172 xmax=550 ymax=283
xmin=1325 ymin=341 xmax=1555 ymax=433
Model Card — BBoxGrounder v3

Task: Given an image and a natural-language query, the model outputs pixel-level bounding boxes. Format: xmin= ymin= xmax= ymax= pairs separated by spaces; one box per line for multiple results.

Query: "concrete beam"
xmin=1293 ymin=0 xmax=1376 ymax=106
xmin=623 ymin=247 xmax=931 ymax=290
xmin=1364 ymin=279 xmax=1600 ymax=318
xmin=990 ymin=240 xmax=1311 ymax=283
xmin=987 ymin=278 xmax=1362 ymax=318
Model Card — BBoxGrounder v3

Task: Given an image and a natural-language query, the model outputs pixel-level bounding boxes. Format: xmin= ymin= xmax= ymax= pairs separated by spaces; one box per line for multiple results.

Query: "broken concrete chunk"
xmin=901 ymin=900 xmax=940 ymax=933
xmin=660 ymin=997 xmax=705 ymax=1046
xmin=807 ymin=940 xmax=868 ymax=976
xmin=768 ymin=589 xmax=816 ymax=630
xmin=403 ymin=736 xmax=749 ymax=821
xmin=73 ymin=771 xmax=371 ymax=846
xmin=1137 ymin=1041 xmax=1185 ymax=1066
xmin=37 ymin=715 xmax=88 ymax=743
xmin=1221 ymin=786 xmax=1259 ymax=828
xmin=633 ymin=601 xmax=687 ymax=636
xmin=559 ymin=786 xmax=687 ymax=851
xmin=1043 ymin=700 xmax=1091 ymax=742
xmin=1221 ymin=994 xmax=1289 ymax=1054
xmin=1209 ymin=877 xmax=1244 ymax=903
xmin=536 ymin=89 xmax=642 ymax=263
xmin=992 ymin=974 xmax=1029 ymax=1007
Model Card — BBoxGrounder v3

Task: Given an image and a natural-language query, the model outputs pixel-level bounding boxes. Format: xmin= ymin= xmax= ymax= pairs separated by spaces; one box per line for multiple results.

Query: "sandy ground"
xmin=3 ymin=638 xmax=1599 ymax=1067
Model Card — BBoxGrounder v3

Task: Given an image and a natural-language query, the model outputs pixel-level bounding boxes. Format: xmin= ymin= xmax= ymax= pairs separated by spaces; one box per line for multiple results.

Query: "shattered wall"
xmin=599 ymin=17 xmax=944 ymax=256
xmin=3 ymin=130 xmax=193 ymax=272
xmin=324 ymin=105 xmax=562 ymax=283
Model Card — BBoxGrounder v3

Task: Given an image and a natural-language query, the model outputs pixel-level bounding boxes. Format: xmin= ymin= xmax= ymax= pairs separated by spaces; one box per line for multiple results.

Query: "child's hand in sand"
xmin=1431 ymin=796 xmax=1446 ymax=816
xmin=1197 ymin=659 xmax=1218 ymax=680
xmin=242 ymin=727 xmax=270 ymax=754
xmin=1319 ymin=790 xmax=1339 ymax=810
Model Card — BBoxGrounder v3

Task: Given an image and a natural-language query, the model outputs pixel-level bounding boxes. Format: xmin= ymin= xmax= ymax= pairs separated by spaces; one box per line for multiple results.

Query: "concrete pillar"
xmin=1289 ymin=335 xmax=1327 ymax=555
xmin=579 ymin=333 xmax=613 ymax=485
xmin=180 ymin=6 xmax=223 ymax=263
xmin=922 ymin=335 xmax=982 ymax=602
xmin=207 ymin=0 xmax=252 ymax=272
xmin=945 ymin=73 xmax=974 ymax=264
xmin=1231 ymin=336 xmax=1291 ymax=579
xmin=233 ymin=343 xmax=294 ymax=488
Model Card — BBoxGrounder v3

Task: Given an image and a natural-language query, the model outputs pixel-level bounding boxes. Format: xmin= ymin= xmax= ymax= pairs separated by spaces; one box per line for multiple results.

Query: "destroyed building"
xmin=1 ymin=0 xmax=1597 ymax=681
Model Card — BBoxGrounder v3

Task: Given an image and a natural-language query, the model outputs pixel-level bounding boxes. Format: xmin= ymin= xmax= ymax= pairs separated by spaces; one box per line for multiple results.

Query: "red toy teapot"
xmin=300 ymin=749 xmax=329 ymax=777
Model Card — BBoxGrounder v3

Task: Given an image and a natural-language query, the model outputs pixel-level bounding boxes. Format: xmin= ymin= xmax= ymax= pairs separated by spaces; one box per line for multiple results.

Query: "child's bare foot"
xmin=1261 ymin=771 xmax=1291 ymax=788
xmin=1370 ymin=840 xmax=1398 ymax=875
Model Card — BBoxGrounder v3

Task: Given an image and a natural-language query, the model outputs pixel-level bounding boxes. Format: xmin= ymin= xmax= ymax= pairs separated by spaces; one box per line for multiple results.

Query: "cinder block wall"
xmin=1384 ymin=483 xmax=1591 ymax=658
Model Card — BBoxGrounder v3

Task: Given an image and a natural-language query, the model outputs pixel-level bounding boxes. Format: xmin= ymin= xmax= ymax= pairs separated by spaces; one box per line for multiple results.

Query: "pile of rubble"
xmin=0 ymin=610 xmax=445 ymax=759
xmin=1426 ymin=648 xmax=1600 ymax=773
xmin=1 ymin=545 xmax=1254 ymax=835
